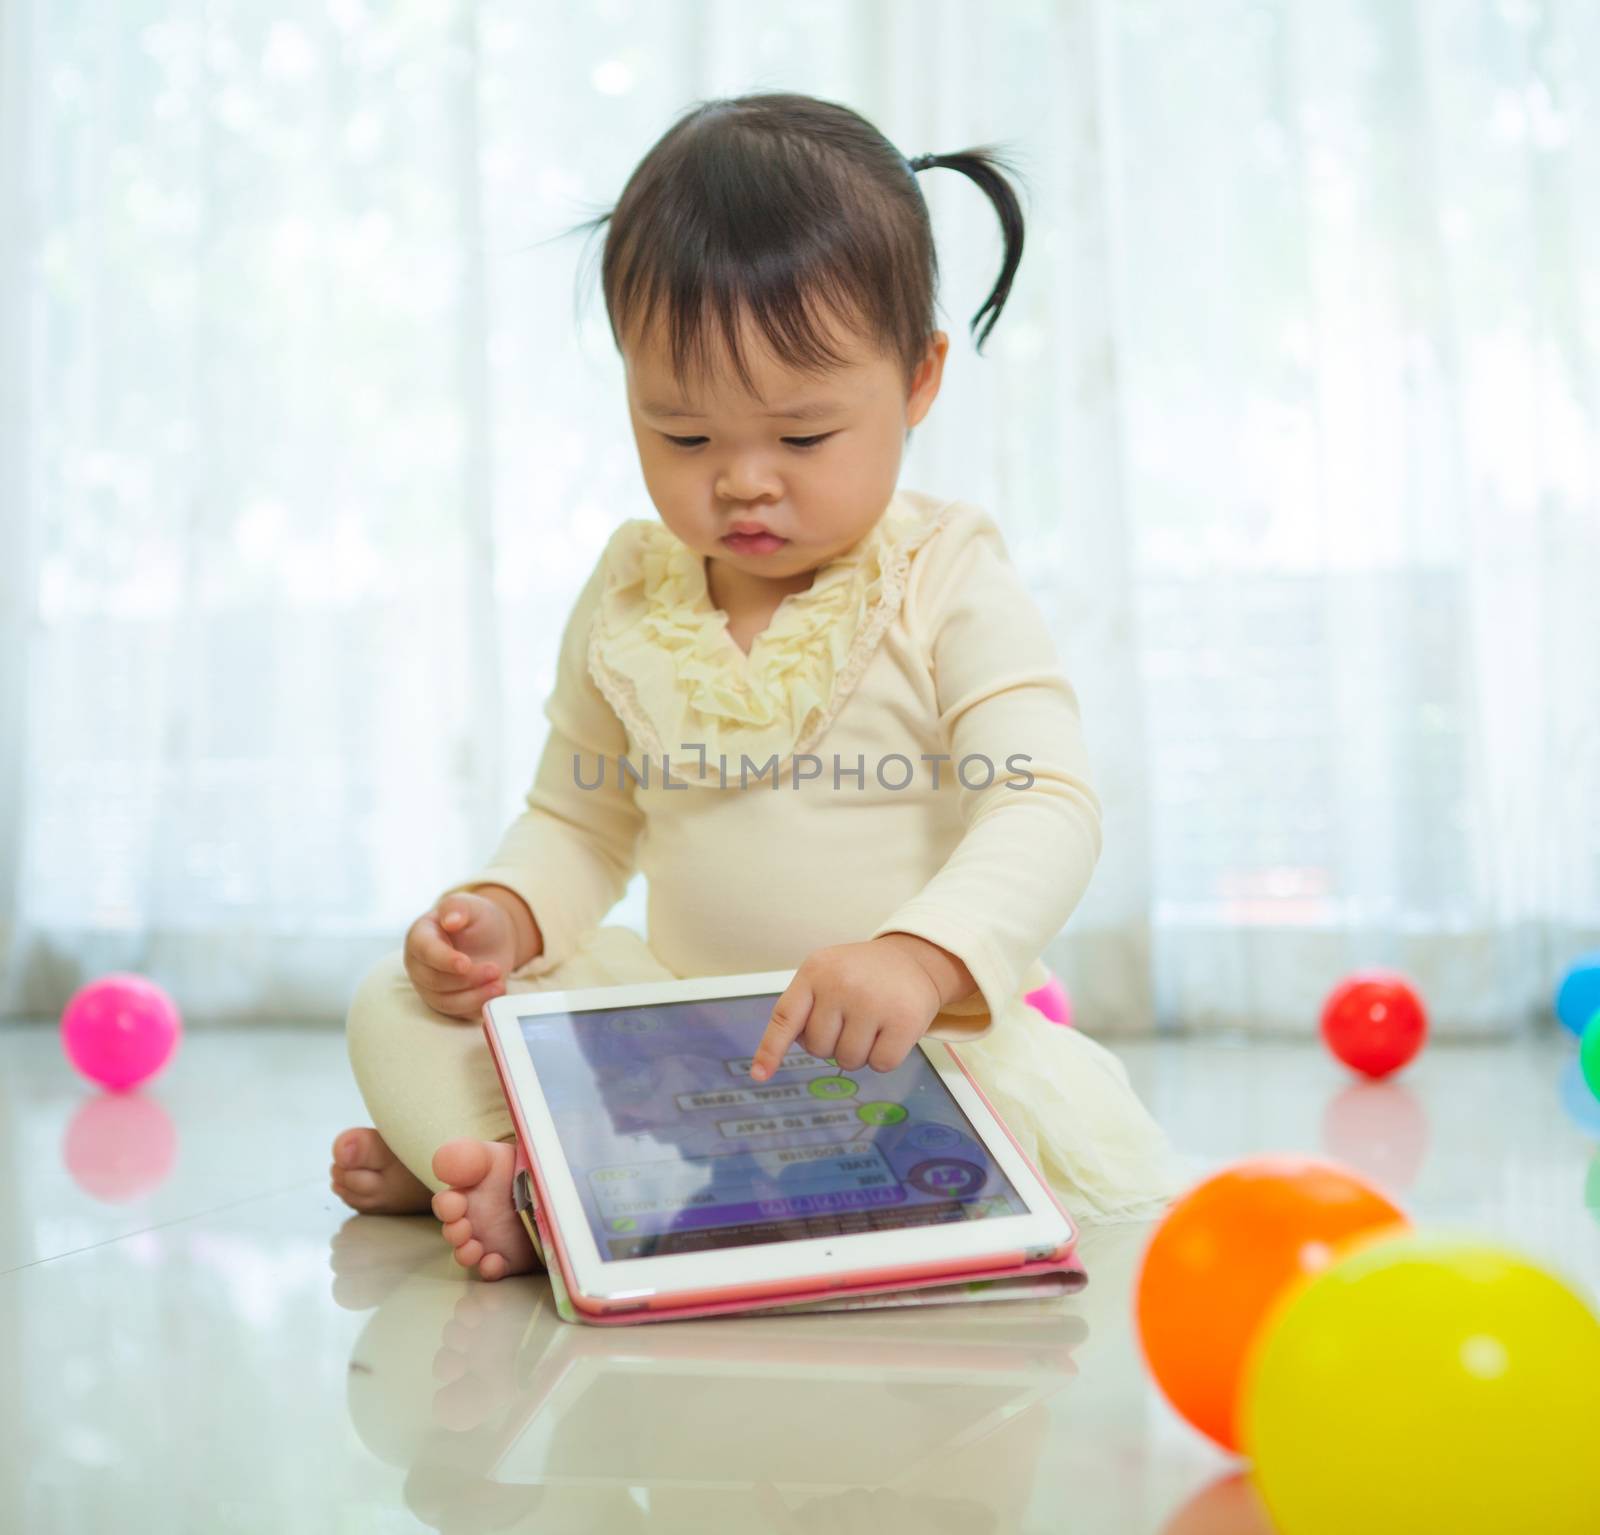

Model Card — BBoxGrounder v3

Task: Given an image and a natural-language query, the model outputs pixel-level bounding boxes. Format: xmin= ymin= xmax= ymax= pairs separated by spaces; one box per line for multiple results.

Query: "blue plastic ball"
xmin=1555 ymin=951 xmax=1600 ymax=1037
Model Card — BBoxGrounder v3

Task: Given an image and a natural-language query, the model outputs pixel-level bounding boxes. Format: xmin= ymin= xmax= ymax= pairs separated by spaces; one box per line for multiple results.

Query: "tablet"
xmin=483 ymin=969 xmax=1077 ymax=1315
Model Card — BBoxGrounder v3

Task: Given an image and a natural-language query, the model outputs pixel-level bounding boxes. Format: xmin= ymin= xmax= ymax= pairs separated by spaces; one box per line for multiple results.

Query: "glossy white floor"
xmin=3 ymin=1023 xmax=1597 ymax=1533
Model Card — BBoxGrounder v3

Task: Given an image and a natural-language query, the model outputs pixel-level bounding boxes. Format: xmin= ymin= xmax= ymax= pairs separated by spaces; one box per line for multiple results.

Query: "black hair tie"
xmin=908 ymin=153 xmax=939 ymax=172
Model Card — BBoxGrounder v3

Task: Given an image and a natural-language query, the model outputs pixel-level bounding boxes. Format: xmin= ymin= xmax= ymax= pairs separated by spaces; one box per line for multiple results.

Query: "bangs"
xmin=618 ymin=259 xmax=878 ymax=404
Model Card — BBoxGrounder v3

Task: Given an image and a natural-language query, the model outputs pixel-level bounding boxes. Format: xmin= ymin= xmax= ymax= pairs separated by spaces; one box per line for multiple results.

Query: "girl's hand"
xmin=403 ymin=893 xmax=516 ymax=1021
xmin=750 ymin=939 xmax=945 ymax=1080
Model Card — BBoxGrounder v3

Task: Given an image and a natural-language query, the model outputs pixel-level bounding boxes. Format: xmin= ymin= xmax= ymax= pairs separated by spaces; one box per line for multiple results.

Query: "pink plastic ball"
xmin=1026 ymin=972 xmax=1074 ymax=1028
xmin=60 ymin=973 xmax=182 ymax=1091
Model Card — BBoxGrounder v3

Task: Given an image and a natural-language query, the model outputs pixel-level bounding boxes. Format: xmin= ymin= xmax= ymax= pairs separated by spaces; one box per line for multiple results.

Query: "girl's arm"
xmin=435 ymin=554 xmax=643 ymax=977
xmin=868 ymin=506 xmax=1104 ymax=1037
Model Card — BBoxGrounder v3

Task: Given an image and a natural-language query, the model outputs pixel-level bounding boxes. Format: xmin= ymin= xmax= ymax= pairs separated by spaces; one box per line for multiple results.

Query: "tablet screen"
xmin=516 ymin=992 xmax=1032 ymax=1262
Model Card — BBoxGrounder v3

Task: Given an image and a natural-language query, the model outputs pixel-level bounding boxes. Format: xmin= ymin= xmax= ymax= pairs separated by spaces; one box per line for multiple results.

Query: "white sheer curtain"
xmin=2 ymin=0 xmax=1596 ymax=1032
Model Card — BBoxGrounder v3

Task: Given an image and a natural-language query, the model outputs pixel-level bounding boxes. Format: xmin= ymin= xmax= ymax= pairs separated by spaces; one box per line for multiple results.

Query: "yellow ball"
xmin=1242 ymin=1233 xmax=1600 ymax=1535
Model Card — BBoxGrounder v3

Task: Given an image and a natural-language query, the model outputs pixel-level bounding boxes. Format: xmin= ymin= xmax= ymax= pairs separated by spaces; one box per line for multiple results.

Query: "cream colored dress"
xmin=356 ymin=487 xmax=1182 ymax=1222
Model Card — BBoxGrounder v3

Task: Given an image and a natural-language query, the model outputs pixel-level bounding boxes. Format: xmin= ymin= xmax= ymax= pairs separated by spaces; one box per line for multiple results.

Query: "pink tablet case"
xmin=483 ymin=1006 xmax=1087 ymax=1326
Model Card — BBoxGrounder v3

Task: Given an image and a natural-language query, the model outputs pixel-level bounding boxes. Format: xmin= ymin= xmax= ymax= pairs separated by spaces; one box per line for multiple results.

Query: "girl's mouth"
xmin=721 ymin=532 xmax=788 ymax=555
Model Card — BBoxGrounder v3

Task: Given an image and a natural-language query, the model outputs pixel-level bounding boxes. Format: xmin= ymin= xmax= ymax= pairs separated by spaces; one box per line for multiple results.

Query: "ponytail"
xmin=908 ymin=146 xmax=1028 ymax=354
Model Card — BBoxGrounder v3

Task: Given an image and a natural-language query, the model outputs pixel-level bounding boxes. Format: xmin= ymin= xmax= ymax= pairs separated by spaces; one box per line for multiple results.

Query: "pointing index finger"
xmin=751 ymin=977 xmax=813 ymax=1081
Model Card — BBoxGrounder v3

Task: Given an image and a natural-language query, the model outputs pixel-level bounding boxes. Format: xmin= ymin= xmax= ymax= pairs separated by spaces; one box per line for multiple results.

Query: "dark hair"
xmin=558 ymin=90 xmax=1029 ymax=401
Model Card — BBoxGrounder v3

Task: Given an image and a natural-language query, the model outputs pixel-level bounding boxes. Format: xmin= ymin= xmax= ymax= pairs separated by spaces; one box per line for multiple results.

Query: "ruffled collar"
xmin=587 ymin=490 xmax=958 ymax=787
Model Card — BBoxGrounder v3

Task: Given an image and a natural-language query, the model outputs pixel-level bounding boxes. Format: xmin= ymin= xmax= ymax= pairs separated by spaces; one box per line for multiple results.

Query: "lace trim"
xmin=587 ymin=624 xmax=664 ymax=756
xmin=585 ymin=496 xmax=962 ymax=784
xmin=792 ymin=498 xmax=960 ymax=754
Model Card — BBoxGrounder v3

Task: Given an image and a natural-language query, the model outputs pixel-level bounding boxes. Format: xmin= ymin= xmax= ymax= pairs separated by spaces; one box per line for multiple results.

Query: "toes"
xmin=342 ymin=1168 xmax=383 ymax=1197
xmin=432 ymin=1138 xmax=494 ymax=1190
xmin=427 ymin=1139 xmax=527 ymax=1281
xmin=479 ymin=1252 xmax=508 ymax=1282
xmin=333 ymin=1128 xmax=377 ymax=1169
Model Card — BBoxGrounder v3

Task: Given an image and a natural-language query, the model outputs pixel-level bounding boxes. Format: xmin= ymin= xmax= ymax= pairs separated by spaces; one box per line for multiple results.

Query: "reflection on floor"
xmin=2 ymin=1025 xmax=1595 ymax=1533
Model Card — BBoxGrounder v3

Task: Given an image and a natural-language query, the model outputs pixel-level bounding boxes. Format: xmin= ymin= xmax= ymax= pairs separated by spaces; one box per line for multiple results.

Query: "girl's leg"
xmin=340 ymin=924 xmax=678 ymax=1278
xmin=343 ymin=946 xmax=518 ymax=1197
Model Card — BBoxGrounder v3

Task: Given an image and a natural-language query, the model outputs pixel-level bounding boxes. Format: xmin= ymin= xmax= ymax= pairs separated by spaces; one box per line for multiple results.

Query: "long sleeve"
xmin=869 ymin=507 xmax=1104 ymax=1039
xmin=437 ymin=545 xmax=644 ymax=977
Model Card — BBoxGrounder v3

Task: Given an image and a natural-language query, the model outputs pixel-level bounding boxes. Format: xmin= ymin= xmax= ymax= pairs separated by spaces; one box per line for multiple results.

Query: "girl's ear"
xmin=906 ymin=331 xmax=950 ymax=429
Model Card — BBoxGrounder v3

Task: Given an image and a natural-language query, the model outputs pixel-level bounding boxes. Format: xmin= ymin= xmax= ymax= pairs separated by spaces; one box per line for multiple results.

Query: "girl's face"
xmin=622 ymin=304 xmax=948 ymax=599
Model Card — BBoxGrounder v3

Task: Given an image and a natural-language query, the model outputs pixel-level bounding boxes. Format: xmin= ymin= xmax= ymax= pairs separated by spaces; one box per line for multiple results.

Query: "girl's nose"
xmin=715 ymin=456 xmax=783 ymax=503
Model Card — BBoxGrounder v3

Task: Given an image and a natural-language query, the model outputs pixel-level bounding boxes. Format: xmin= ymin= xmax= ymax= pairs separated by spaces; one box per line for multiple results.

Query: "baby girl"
xmin=330 ymin=89 xmax=1181 ymax=1280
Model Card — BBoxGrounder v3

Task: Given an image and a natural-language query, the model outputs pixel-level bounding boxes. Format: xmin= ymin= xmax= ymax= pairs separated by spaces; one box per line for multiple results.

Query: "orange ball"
xmin=1134 ymin=1155 xmax=1408 ymax=1452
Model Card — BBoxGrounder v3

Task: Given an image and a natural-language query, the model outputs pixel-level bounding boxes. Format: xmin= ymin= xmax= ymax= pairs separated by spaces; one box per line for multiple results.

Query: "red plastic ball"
xmin=1320 ymin=973 xmax=1427 ymax=1080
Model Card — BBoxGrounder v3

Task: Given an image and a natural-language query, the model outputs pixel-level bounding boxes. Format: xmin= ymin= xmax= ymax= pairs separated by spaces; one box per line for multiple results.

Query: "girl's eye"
xmin=660 ymin=433 xmax=835 ymax=450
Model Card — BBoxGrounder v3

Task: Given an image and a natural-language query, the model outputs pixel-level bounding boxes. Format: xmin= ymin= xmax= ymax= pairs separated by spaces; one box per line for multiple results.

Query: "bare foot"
xmin=431 ymin=1138 xmax=536 ymax=1281
xmin=330 ymin=1127 xmax=434 ymax=1215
